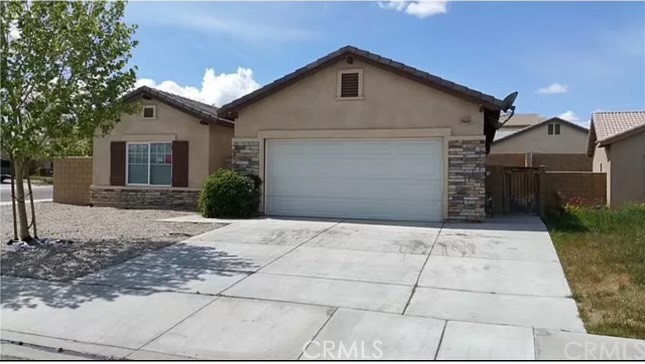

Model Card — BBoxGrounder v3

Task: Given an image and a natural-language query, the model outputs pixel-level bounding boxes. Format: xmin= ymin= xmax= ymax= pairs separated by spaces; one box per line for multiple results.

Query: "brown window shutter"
xmin=110 ymin=141 xmax=126 ymax=186
xmin=341 ymin=73 xmax=360 ymax=97
xmin=172 ymin=141 xmax=189 ymax=187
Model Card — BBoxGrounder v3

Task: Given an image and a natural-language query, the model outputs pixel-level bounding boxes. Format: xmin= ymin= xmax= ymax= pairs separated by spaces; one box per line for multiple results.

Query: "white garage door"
xmin=266 ymin=139 xmax=443 ymax=221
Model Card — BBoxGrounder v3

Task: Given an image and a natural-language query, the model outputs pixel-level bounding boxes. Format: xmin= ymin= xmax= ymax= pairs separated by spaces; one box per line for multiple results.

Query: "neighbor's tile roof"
xmin=122 ymin=86 xmax=233 ymax=127
xmin=499 ymin=113 xmax=544 ymax=127
xmin=587 ymin=111 xmax=645 ymax=156
xmin=591 ymin=111 xmax=645 ymax=142
xmin=493 ymin=128 xmax=523 ymax=141
xmin=218 ymin=45 xmax=507 ymax=117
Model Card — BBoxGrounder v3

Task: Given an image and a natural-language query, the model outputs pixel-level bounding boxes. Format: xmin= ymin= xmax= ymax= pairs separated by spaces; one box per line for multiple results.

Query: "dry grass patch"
xmin=545 ymin=204 xmax=645 ymax=339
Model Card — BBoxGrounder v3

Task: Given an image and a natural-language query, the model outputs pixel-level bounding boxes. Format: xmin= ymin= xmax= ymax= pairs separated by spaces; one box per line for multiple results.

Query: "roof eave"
xmin=122 ymin=86 xmax=234 ymax=128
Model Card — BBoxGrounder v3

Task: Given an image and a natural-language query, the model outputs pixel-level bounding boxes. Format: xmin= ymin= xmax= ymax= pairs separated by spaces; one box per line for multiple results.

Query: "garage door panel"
xmin=268 ymin=196 xmax=441 ymax=221
xmin=269 ymin=156 xmax=442 ymax=180
xmin=266 ymin=139 xmax=443 ymax=221
xmin=268 ymin=177 xmax=443 ymax=201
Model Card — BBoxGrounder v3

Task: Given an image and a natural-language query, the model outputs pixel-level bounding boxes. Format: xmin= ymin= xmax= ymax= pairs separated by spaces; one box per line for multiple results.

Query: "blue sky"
xmin=126 ymin=1 xmax=645 ymax=125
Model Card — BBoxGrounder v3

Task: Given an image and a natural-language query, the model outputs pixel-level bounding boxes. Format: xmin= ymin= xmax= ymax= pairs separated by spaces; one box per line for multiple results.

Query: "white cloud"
xmin=379 ymin=0 xmax=448 ymax=18
xmin=557 ymin=110 xmax=579 ymax=122
xmin=135 ymin=68 xmax=260 ymax=107
xmin=535 ymin=83 xmax=568 ymax=94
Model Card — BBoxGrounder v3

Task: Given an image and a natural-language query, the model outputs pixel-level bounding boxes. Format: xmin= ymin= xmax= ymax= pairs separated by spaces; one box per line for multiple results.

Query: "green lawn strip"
xmin=544 ymin=204 xmax=645 ymax=339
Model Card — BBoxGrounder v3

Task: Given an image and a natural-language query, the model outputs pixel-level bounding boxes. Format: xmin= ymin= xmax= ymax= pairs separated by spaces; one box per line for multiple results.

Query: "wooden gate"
xmin=503 ymin=167 xmax=540 ymax=214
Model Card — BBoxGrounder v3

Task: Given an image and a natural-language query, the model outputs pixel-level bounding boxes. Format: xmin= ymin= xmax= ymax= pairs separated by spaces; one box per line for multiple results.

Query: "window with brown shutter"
xmin=110 ymin=141 xmax=126 ymax=186
xmin=337 ymin=69 xmax=363 ymax=99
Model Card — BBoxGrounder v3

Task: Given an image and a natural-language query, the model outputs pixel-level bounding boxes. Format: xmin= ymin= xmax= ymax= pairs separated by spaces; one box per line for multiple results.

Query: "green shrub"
xmin=198 ymin=169 xmax=262 ymax=218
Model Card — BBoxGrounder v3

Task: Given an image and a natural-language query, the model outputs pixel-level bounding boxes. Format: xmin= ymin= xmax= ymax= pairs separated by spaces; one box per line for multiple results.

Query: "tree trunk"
xmin=27 ymin=172 xmax=38 ymax=238
xmin=13 ymin=160 xmax=32 ymax=242
xmin=10 ymin=161 xmax=18 ymax=240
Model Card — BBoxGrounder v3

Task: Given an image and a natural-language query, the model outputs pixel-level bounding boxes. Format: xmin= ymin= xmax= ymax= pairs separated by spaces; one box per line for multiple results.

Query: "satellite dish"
xmin=497 ymin=91 xmax=518 ymax=127
xmin=501 ymin=91 xmax=518 ymax=112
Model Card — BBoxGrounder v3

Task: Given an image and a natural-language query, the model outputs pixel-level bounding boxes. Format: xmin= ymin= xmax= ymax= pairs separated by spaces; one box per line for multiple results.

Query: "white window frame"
xmin=336 ymin=69 xmax=364 ymax=100
xmin=125 ymin=141 xmax=172 ymax=187
xmin=141 ymin=105 xmax=157 ymax=119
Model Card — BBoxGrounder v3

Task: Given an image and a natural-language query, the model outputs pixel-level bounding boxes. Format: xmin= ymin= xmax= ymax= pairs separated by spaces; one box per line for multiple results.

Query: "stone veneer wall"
xmin=448 ymin=139 xmax=486 ymax=221
xmin=90 ymin=186 xmax=199 ymax=211
xmin=232 ymin=140 xmax=260 ymax=175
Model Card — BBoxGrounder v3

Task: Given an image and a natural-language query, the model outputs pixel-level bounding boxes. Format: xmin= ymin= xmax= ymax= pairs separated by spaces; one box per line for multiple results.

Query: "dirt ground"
xmin=1 ymin=203 xmax=224 ymax=281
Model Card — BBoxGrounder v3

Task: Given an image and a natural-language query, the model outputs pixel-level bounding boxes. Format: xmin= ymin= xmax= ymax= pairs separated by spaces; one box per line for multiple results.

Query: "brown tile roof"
xmin=587 ymin=111 xmax=645 ymax=155
xmin=122 ymin=86 xmax=233 ymax=127
xmin=218 ymin=45 xmax=507 ymax=117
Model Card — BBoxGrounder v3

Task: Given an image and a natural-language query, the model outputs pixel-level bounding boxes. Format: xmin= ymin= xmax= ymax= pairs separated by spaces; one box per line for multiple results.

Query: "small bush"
xmin=198 ymin=169 xmax=262 ymax=218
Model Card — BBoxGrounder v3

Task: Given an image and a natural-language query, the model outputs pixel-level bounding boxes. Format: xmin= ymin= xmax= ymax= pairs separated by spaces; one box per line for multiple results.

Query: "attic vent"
xmin=142 ymin=105 xmax=156 ymax=119
xmin=337 ymin=69 xmax=363 ymax=99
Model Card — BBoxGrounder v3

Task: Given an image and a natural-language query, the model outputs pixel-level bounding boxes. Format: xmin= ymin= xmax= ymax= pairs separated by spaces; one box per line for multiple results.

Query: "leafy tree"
xmin=1 ymin=1 xmax=138 ymax=241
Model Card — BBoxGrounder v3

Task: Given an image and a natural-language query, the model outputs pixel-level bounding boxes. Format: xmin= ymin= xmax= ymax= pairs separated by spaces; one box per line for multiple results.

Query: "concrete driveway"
xmin=2 ymin=216 xmax=644 ymax=360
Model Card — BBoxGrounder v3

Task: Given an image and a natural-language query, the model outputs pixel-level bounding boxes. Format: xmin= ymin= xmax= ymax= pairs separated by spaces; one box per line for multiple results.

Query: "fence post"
xmin=538 ymin=166 xmax=547 ymax=218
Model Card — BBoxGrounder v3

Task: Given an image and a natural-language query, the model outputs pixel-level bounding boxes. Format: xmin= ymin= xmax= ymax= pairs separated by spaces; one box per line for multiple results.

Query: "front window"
xmin=548 ymin=123 xmax=561 ymax=135
xmin=127 ymin=142 xmax=172 ymax=185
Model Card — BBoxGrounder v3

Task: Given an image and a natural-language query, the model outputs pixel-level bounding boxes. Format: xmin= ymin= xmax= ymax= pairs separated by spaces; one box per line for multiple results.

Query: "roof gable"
xmin=494 ymin=117 xmax=588 ymax=144
xmin=218 ymin=45 xmax=506 ymax=117
xmin=122 ymin=86 xmax=233 ymax=127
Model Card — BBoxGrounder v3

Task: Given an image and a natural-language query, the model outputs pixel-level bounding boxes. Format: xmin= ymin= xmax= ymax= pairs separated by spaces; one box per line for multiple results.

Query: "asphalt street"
xmin=0 ymin=183 xmax=52 ymax=203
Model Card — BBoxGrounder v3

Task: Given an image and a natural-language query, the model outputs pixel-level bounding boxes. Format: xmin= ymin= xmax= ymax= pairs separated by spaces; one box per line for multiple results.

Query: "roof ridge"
xmin=218 ymin=44 xmax=506 ymax=116
xmin=140 ymin=86 xmax=218 ymax=109
xmin=494 ymin=115 xmax=587 ymax=144
xmin=122 ymin=86 xmax=232 ymax=126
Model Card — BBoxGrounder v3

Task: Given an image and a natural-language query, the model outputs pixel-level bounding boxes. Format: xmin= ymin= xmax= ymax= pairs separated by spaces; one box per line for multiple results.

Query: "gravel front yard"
xmin=1 ymin=203 xmax=224 ymax=281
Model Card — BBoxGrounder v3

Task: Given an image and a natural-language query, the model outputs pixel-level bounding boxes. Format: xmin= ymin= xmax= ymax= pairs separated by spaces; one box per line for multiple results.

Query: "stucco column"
xmin=447 ymin=139 xmax=486 ymax=221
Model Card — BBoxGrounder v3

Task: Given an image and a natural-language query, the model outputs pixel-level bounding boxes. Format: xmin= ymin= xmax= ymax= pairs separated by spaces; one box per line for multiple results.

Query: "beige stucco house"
xmin=90 ymin=86 xmax=233 ymax=209
xmin=488 ymin=117 xmax=591 ymax=170
xmin=588 ymin=111 xmax=645 ymax=207
xmin=218 ymin=46 xmax=516 ymax=222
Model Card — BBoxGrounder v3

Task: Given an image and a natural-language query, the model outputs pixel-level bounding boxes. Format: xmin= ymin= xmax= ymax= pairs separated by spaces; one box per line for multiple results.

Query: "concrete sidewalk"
xmin=2 ymin=216 xmax=643 ymax=360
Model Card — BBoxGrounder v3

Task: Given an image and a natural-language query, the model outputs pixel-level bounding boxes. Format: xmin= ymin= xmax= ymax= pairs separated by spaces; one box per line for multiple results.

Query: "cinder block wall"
xmin=486 ymin=153 xmax=525 ymax=167
xmin=542 ymin=171 xmax=606 ymax=212
xmin=53 ymin=157 xmax=93 ymax=205
xmin=487 ymin=153 xmax=592 ymax=171
xmin=532 ymin=154 xmax=592 ymax=171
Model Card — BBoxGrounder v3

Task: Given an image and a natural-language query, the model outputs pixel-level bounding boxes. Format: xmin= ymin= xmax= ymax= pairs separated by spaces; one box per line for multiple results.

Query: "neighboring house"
xmin=588 ymin=111 xmax=645 ymax=207
xmin=493 ymin=113 xmax=543 ymax=141
xmin=90 ymin=86 xmax=234 ymax=209
xmin=218 ymin=45 xmax=515 ymax=222
xmin=489 ymin=117 xmax=592 ymax=171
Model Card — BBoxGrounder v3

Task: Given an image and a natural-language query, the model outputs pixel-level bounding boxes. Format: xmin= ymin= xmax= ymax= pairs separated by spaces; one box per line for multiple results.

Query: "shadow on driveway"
xmin=1 ymin=242 xmax=258 ymax=310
